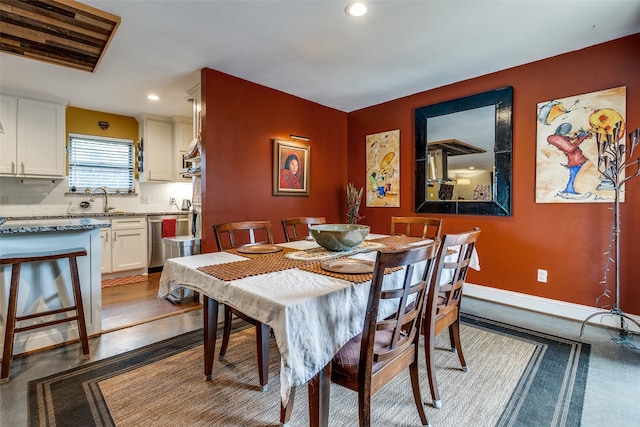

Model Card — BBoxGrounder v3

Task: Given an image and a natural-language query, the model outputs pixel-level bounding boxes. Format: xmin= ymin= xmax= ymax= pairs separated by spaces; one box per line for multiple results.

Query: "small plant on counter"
xmin=346 ymin=183 xmax=364 ymax=224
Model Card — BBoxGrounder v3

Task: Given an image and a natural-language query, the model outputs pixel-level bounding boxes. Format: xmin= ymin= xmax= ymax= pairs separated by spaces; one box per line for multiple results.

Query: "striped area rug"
xmin=28 ymin=314 xmax=590 ymax=426
xmin=101 ymin=275 xmax=147 ymax=288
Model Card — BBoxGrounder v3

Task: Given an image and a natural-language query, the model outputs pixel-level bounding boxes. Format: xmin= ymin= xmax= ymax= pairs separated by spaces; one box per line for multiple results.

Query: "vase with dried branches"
xmin=346 ymin=183 xmax=364 ymax=224
xmin=580 ymin=125 xmax=640 ymax=339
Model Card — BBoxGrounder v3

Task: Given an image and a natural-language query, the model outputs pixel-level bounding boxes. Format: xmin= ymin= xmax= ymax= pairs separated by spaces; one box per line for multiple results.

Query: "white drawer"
xmin=112 ymin=217 xmax=146 ymax=230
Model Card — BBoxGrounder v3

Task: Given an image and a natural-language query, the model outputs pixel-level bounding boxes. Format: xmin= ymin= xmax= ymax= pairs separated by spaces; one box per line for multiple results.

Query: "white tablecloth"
xmin=158 ymin=236 xmax=479 ymax=405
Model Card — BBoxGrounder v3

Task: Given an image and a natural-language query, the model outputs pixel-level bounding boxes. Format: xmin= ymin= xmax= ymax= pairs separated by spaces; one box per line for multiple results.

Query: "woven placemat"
xmin=297 ymin=262 xmax=402 ymax=284
xmin=369 ymin=234 xmax=433 ymax=248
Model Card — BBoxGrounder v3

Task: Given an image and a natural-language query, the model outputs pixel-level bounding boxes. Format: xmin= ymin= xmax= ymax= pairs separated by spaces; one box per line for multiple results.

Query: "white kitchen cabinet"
xmin=100 ymin=228 xmax=113 ymax=273
xmin=101 ymin=217 xmax=147 ymax=274
xmin=187 ymin=83 xmax=201 ymax=138
xmin=172 ymin=116 xmax=194 ymax=182
xmin=0 ymin=95 xmax=17 ymax=176
xmin=137 ymin=114 xmax=173 ymax=182
xmin=0 ymin=94 xmax=65 ymax=178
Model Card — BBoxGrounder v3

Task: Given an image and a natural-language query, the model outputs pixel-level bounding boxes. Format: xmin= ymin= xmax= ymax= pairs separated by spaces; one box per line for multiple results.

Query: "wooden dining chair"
xmin=422 ymin=227 xmax=481 ymax=409
xmin=212 ymin=220 xmax=274 ymax=390
xmin=281 ymin=216 xmax=326 ymax=242
xmin=390 ymin=216 xmax=443 ymax=240
xmin=330 ymin=242 xmax=439 ymax=427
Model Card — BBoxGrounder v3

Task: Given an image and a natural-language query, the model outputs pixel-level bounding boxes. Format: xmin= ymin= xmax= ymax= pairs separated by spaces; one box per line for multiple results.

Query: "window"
xmin=68 ymin=134 xmax=135 ymax=193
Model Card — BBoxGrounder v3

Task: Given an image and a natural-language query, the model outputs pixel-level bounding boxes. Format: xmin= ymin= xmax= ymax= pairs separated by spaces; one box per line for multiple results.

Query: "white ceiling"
xmin=1 ymin=1 xmax=639 ymax=119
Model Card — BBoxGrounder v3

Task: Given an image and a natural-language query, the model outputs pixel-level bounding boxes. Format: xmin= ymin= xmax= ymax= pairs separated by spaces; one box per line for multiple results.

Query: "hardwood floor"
xmin=101 ymin=272 xmax=201 ymax=332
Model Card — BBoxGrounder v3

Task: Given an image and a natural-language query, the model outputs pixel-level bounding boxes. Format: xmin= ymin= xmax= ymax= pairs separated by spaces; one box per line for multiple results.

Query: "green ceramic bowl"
xmin=308 ymin=224 xmax=370 ymax=252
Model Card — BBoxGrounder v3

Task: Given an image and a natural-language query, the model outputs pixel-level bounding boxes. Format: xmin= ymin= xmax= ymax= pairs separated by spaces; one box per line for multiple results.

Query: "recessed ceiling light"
xmin=345 ymin=2 xmax=367 ymax=17
xmin=147 ymin=94 xmax=159 ymax=101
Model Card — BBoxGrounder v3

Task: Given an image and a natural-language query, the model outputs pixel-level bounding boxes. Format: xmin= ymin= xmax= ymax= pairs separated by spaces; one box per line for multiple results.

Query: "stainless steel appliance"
xmin=147 ymin=214 xmax=189 ymax=269
xmin=163 ymin=236 xmax=201 ymax=303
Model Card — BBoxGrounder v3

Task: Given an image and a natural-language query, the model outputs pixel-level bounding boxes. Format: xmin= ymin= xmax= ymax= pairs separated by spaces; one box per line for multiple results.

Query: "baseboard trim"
xmin=464 ymin=283 xmax=640 ymax=330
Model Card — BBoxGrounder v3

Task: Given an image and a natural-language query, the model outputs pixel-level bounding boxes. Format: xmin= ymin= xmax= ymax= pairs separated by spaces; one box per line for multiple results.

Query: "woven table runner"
xmin=197 ymin=235 xmax=434 ymax=282
xmin=197 ymin=247 xmax=313 ymax=281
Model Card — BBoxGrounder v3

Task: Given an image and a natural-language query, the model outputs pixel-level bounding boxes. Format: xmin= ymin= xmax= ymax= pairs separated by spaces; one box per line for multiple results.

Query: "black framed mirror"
xmin=415 ymin=86 xmax=513 ymax=216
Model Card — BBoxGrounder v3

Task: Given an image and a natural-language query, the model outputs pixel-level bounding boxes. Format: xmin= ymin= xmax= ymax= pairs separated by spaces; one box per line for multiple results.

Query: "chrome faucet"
xmin=90 ymin=187 xmax=110 ymax=213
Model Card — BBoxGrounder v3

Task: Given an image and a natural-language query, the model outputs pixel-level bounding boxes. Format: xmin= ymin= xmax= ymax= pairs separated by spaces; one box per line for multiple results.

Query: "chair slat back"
xmin=213 ymin=220 xmax=273 ymax=251
xmin=390 ymin=216 xmax=443 ymax=240
xmin=428 ymin=228 xmax=480 ymax=324
xmin=362 ymin=243 xmax=438 ymax=366
xmin=281 ymin=216 xmax=326 ymax=242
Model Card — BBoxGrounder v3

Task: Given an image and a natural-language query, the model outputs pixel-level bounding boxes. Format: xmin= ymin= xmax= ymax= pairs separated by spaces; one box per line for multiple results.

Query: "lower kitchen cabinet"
xmin=100 ymin=228 xmax=112 ymax=273
xmin=101 ymin=217 xmax=147 ymax=274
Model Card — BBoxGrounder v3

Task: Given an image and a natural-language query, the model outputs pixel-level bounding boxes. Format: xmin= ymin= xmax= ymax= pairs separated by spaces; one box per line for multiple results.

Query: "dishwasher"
xmin=148 ymin=214 xmax=189 ymax=269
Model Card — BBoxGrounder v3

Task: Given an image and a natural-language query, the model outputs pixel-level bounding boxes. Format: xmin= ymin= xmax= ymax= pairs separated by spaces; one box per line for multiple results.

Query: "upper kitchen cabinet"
xmin=172 ymin=116 xmax=194 ymax=182
xmin=187 ymin=84 xmax=201 ymax=139
xmin=137 ymin=114 xmax=173 ymax=182
xmin=0 ymin=94 xmax=66 ymax=178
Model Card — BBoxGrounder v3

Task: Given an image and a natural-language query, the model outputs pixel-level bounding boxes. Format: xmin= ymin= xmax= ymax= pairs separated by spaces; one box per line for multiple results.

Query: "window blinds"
xmin=68 ymin=134 xmax=134 ymax=193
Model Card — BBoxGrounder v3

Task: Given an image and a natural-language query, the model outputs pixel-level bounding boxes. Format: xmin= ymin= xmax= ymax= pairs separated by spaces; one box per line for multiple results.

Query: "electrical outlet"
xmin=141 ymin=195 xmax=150 ymax=204
xmin=170 ymin=197 xmax=176 ymax=205
xmin=537 ymin=269 xmax=548 ymax=283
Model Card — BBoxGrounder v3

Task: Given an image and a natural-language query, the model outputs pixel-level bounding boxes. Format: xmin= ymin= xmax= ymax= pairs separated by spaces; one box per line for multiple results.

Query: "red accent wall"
xmin=348 ymin=34 xmax=640 ymax=314
xmin=201 ymin=35 xmax=639 ymax=315
xmin=200 ymin=69 xmax=348 ymax=252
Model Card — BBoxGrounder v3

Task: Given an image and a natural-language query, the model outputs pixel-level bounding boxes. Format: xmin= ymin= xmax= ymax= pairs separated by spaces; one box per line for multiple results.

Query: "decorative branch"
xmin=346 ymin=183 xmax=364 ymax=224
xmin=594 ymin=125 xmax=640 ymax=307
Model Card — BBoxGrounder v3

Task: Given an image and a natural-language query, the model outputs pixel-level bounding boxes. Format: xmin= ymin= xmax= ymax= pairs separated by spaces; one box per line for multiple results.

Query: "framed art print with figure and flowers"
xmin=273 ymin=138 xmax=310 ymax=196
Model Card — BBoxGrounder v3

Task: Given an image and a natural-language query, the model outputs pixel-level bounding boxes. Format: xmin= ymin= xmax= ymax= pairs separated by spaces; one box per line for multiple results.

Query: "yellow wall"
xmin=66 ymin=106 xmax=139 ymax=177
xmin=66 ymin=106 xmax=138 ymax=140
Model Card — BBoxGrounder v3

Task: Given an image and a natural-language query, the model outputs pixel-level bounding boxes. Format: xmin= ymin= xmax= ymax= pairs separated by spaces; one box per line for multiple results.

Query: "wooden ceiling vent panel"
xmin=0 ymin=0 xmax=120 ymax=72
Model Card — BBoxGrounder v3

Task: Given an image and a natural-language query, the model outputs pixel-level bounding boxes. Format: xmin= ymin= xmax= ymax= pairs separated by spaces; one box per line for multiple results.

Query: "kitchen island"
xmin=0 ymin=218 xmax=110 ymax=356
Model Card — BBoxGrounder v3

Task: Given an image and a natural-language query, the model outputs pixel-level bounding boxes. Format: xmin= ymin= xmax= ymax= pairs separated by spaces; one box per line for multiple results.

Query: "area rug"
xmin=28 ymin=314 xmax=590 ymax=427
xmin=100 ymin=275 xmax=147 ymax=288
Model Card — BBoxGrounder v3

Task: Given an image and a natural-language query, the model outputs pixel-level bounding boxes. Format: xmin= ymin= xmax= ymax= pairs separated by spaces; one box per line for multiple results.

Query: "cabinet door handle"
xmin=11 ymin=161 xmax=15 ymax=174
xmin=20 ymin=162 xmax=24 ymax=175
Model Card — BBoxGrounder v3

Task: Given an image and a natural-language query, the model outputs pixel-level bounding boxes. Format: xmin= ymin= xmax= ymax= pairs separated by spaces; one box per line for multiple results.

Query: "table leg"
xmin=203 ymin=296 xmax=218 ymax=381
xmin=280 ymin=386 xmax=295 ymax=425
xmin=308 ymin=363 xmax=331 ymax=427
xmin=257 ymin=321 xmax=270 ymax=391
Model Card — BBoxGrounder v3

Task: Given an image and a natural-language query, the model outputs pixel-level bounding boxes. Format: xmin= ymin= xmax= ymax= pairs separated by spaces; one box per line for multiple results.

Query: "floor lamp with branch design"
xmin=580 ymin=125 xmax=640 ymax=339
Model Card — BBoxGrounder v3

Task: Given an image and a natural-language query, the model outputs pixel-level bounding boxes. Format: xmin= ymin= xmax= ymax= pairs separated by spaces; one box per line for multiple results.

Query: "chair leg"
xmin=1 ymin=264 xmax=21 ymax=383
xmin=424 ymin=331 xmax=442 ymax=409
xmin=450 ymin=320 xmax=468 ymax=372
xmin=409 ymin=357 xmax=429 ymax=425
xmin=358 ymin=381 xmax=372 ymax=427
xmin=256 ymin=321 xmax=270 ymax=391
xmin=69 ymin=257 xmax=90 ymax=357
xmin=219 ymin=305 xmax=233 ymax=358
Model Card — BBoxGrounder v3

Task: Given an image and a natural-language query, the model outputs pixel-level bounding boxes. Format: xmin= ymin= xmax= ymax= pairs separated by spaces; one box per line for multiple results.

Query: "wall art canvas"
xmin=535 ymin=86 xmax=626 ymax=203
xmin=366 ymin=129 xmax=400 ymax=207
xmin=273 ymin=138 xmax=309 ymax=196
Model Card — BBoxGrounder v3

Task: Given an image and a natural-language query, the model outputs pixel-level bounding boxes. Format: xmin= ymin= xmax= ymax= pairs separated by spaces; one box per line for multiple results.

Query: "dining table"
xmin=158 ymin=233 xmax=479 ymax=426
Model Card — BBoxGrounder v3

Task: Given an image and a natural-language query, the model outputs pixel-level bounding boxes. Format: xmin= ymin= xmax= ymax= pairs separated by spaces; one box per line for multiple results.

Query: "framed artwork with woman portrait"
xmin=273 ymin=138 xmax=310 ymax=196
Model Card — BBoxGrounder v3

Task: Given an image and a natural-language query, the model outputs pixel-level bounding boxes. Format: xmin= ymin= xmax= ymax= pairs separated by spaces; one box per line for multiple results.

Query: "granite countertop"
xmin=2 ymin=211 xmax=191 ymax=221
xmin=0 ymin=218 xmax=112 ymax=234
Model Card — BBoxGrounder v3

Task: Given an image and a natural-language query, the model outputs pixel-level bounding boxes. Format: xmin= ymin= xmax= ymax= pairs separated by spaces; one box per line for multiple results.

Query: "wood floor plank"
xmin=102 ymin=272 xmax=201 ymax=332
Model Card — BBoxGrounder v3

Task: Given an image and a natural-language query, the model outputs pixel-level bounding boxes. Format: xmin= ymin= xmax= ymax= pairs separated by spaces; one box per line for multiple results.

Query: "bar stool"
xmin=0 ymin=248 xmax=90 ymax=383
